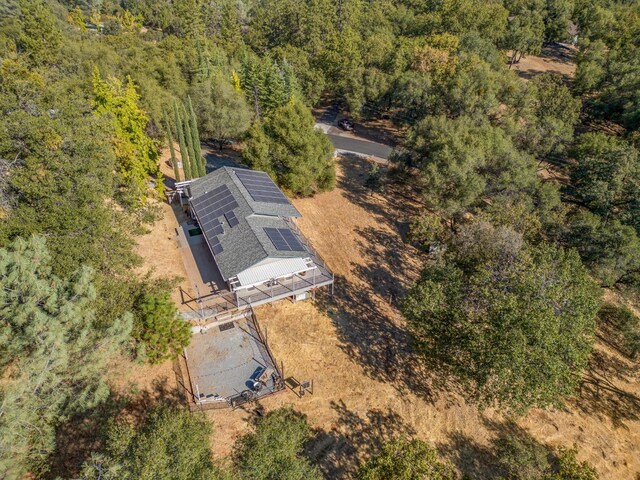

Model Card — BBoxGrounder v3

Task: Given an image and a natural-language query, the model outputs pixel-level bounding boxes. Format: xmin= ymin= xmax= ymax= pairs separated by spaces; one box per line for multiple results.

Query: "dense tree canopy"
xmin=569 ymin=133 xmax=640 ymax=233
xmin=0 ymin=0 xmax=636 ymax=476
xmin=400 ymin=115 xmax=539 ymax=217
xmin=80 ymin=407 xmax=224 ymax=480
xmin=402 ymin=222 xmax=600 ymax=411
xmin=244 ymin=98 xmax=335 ymax=196
xmin=0 ymin=236 xmax=131 ymax=479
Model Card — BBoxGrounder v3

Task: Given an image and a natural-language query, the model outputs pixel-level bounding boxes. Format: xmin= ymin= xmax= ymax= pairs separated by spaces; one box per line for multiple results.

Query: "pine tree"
xmin=133 ymin=291 xmax=191 ymax=364
xmin=173 ymin=100 xmax=192 ymax=180
xmin=187 ymin=95 xmax=206 ymax=176
xmin=163 ymin=112 xmax=180 ymax=182
xmin=0 ymin=236 xmax=132 ymax=478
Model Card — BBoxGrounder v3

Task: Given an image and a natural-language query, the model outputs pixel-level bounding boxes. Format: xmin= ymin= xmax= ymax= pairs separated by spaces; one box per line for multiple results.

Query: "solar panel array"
xmin=234 ymin=169 xmax=290 ymax=204
xmin=224 ymin=211 xmax=239 ymax=227
xmin=190 ymin=184 xmax=240 ymax=255
xmin=264 ymin=227 xmax=306 ymax=252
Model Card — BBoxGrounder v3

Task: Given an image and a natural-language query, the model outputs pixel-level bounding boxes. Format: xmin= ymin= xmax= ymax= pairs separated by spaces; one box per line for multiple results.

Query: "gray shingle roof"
xmin=188 ymin=167 xmax=308 ymax=280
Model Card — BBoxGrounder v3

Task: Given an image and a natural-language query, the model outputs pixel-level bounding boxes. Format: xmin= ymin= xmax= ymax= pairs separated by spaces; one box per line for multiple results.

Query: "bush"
xmin=492 ymin=433 xmax=598 ymax=480
xmin=407 ymin=214 xmax=445 ymax=252
xmin=357 ymin=439 xmax=459 ymax=480
xmin=364 ymin=163 xmax=384 ymax=192
xmin=495 ymin=434 xmax=550 ymax=480
xmin=233 ymin=407 xmax=321 ymax=480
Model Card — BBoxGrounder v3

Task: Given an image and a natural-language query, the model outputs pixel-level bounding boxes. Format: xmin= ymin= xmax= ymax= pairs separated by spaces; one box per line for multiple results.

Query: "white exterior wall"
xmin=234 ymin=257 xmax=315 ymax=290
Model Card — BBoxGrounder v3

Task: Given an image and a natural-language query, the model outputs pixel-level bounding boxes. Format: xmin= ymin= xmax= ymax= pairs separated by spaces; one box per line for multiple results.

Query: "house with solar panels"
xmin=183 ymin=167 xmax=334 ymax=316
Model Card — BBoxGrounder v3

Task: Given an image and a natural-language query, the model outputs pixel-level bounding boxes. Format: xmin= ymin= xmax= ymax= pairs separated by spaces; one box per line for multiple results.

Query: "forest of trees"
xmin=1 ymin=0 xmax=639 ymax=478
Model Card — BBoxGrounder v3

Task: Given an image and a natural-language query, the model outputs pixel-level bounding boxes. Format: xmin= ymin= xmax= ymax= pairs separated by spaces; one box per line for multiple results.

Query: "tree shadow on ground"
xmin=316 ymin=159 xmax=443 ymax=401
xmin=45 ymin=376 xmax=185 ymax=479
xmin=574 ymin=346 xmax=640 ymax=428
xmin=320 ymin=276 xmax=437 ymax=402
xmin=438 ymin=418 xmax=558 ymax=480
xmin=306 ymin=400 xmax=416 ymax=478
xmin=336 ymin=154 xmax=421 ymax=228
xmin=351 ymin=225 xmax=421 ymax=303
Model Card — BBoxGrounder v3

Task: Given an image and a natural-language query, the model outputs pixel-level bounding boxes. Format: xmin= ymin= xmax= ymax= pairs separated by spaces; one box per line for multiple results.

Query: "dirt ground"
xmin=510 ymin=44 xmax=577 ymax=81
xmin=115 ymin=147 xmax=639 ymax=479
xmin=201 ymin=156 xmax=640 ymax=479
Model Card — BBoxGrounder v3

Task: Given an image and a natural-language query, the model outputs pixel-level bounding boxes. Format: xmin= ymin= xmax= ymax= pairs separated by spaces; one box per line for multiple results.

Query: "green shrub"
xmin=407 ymin=214 xmax=445 ymax=252
xmin=357 ymin=438 xmax=458 ymax=480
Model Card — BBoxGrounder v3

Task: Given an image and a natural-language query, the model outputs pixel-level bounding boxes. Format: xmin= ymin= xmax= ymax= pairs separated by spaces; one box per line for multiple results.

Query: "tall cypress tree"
xmin=187 ymin=96 xmax=206 ymax=176
xmin=183 ymin=103 xmax=200 ymax=178
xmin=173 ymin=100 xmax=192 ymax=180
xmin=163 ymin=111 xmax=180 ymax=182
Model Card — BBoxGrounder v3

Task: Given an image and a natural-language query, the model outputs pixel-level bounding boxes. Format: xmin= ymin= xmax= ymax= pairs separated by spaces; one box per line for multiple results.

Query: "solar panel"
xmin=264 ymin=227 xmax=306 ymax=252
xmin=210 ymin=221 xmax=224 ymax=236
xmin=192 ymin=185 xmax=238 ymax=219
xmin=280 ymin=228 xmax=305 ymax=251
xmin=264 ymin=228 xmax=289 ymax=250
xmin=208 ymin=235 xmax=224 ymax=255
xmin=224 ymin=211 xmax=239 ymax=227
xmin=234 ymin=169 xmax=290 ymax=205
xmin=191 ymin=184 xmax=244 ymax=257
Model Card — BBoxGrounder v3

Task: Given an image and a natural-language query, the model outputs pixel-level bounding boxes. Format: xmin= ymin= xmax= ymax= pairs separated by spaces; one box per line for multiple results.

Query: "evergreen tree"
xmin=0 ymin=236 xmax=132 ymax=479
xmin=187 ymin=95 xmax=206 ymax=176
xmin=182 ymin=103 xmax=200 ymax=179
xmin=243 ymin=99 xmax=335 ymax=196
xmin=92 ymin=70 xmax=160 ymax=206
xmin=17 ymin=0 xmax=62 ymax=66
xmin=174 ymin=100 xmax=192 ymax=180
xmin=132 ymin=291 xmax=191 ymax=364
xmin=163 ymin=112 xmax=180 ymax=182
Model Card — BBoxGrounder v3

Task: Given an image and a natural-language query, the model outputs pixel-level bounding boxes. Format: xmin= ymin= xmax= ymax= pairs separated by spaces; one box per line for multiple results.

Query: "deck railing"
xmin=179 ymin=220 xmax=334 ymax=323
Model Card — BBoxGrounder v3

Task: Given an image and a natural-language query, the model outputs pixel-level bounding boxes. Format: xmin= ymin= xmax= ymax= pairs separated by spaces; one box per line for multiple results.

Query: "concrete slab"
xmin=185 ymin=317 xmax=278 ymax=403
xmin=177 ymin=222 xmax=228 ymax=297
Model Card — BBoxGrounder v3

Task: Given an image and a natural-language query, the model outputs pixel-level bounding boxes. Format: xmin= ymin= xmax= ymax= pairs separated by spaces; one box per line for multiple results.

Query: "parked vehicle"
xmin=338 ymin=118 xmax=355 ymax=131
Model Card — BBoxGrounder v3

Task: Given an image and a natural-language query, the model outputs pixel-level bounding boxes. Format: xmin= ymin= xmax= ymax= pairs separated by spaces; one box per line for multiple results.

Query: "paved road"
xmin=327 ymin=133 xmax=393 ymax=160
xmin=314 ymin=103 xmax=394 ymax=161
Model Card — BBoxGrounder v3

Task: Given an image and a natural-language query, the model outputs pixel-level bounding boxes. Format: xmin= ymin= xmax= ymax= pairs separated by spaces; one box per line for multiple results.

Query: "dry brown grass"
xmin=202 ymin=156 xmax=640 ymax=479
xmin=510 ymin=44 xmax=577 ymax=81
xmin=109 ymin=151 xmax=639 ymax=479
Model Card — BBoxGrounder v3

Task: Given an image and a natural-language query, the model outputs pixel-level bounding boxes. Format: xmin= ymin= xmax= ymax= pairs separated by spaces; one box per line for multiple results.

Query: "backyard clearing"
xmin=203 ymin=155 xmax=640 ymax=479
xmin=510 ymin=43 xmax=577 ymax=81
xmin=125 ymin=149 xmax=639 ymax=479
